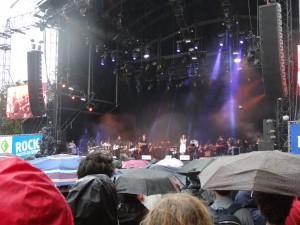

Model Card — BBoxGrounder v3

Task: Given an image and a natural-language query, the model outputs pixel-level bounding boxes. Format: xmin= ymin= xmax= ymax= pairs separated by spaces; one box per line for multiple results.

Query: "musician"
xmin=179 ymin=134 xmax=187 ymax=155
xmin=113 ymin=135 xmax=123 ymax=159
xmin=138 ymin=134 xmax=149 ymax=155
xmin=216 ymin=136 xmax=227 ymax=156
xmin=68 ymin=140 xmax=77 ymax=155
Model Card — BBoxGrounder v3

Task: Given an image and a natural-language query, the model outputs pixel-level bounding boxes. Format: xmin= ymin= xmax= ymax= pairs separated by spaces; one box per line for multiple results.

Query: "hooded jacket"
xmin=0 ymin=156 xmax=74 ymax=225
xmin=67 ymin=174 xmax=118 ymax=225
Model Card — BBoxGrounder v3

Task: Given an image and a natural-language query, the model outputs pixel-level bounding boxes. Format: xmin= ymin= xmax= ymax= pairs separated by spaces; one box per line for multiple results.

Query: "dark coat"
xmin=67 ymin=174 xmax=118 ymax=225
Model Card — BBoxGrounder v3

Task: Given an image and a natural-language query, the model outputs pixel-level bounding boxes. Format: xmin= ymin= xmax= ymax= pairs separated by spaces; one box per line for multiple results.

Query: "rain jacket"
xmin=0 ymin=156 xmax=74 ymax=225
xmin=67 ymin=174 xmax=119 ymax=225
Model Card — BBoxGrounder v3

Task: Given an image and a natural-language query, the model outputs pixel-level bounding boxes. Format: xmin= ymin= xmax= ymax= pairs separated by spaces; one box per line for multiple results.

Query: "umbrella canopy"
xmin=122 ymin=160 xmax=149 ymax=169
xmin=148 ymin=164 xmax=186 ymax=185
xmin=178 ymin=157 xmax=216 ymax=174
xmin=199 ymin=151 xmax=300 ymax=196
xmin=29 ymin=154 xmax=83 ymax=186
xmin=155 ymin=157 xmax=183 ymax=168
xmin=115 ymin=168 xmax=181 ymax=195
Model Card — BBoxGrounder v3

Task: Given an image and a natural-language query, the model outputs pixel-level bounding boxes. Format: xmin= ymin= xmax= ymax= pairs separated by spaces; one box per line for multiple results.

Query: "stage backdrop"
xmin=0 ymin=134 xmax=42 ymax=158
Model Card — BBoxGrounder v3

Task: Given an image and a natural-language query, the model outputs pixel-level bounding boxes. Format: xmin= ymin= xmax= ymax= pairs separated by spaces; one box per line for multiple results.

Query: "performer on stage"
xmin=139 ymin=134 xmax=149 ymax=154
xmin=179 ymin=134 xmax=187 ymax=155
xmin=113 ymin=135 xmax=123 ymax=159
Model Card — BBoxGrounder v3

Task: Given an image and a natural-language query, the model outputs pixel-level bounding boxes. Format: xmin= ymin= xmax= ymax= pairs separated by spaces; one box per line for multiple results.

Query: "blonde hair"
xmin=141 ymin=193 xmax=213 ymax=225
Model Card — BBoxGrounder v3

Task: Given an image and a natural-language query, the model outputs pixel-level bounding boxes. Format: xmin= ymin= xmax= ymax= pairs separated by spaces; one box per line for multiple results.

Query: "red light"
xmin=88 ymin=107 xmax=93 ymax=112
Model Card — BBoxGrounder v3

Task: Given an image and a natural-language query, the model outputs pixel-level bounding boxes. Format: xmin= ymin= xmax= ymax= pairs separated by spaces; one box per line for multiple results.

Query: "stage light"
xmin=111 ymin=54 xmax=116 ymax=62
xmin=240 ymin=40 xmax=244 ymax=44
xmin=71 ymin=95 xmax=76 ymax=100
xmin=62 ymin=83 xmax=66 ymax=88
xmin=143 ymin=48 xmax=150 ymax=59
xmin=80 ymin=97 xmax=87 ymax=102
xmin=147 ymin=84 xmax=153 ymax=90
xmin=194 ymin=44 xmax=198 ymax=50
xmin=191 ymin=56 xmax=198 ymax=60
xmin=68 ymin=87 xmax=74 ymax=91
xmin=233 ymin=57 xmax=241 ymax=63
xmin=100 ymin=58 xmax=105 ymax=66
xmin=132 ymin=52 xmax=137 ymax=61
xmin=185 ymin=39 xmax=191 ymax=43
xmin=233 ymin=51 xmax=239 ymax=55
xmin=219 ymin=42 xmax=224 ymax=47
xmin=87 ymin=103 xmax=95 ymax=112
xmin=282 ymin=115 xmax=289 ymax=121
xmin=176 ymin=43 xmax=181 ymax=53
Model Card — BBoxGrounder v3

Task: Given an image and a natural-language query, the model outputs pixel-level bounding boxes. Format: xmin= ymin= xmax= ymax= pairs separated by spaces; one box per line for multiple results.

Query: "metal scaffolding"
xmin=279 ymin=0 xmax=294 ymax=119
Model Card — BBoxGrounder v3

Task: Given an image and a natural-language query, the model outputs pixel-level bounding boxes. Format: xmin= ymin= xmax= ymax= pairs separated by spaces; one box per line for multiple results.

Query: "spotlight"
xmin=219 ymin=42 xmax=224 ymax=47
xmin=232 ymin=51 xmax=239 ymax=55
xmin=111 ymin=53 xmax=116 ymax=62
xmin=147 ymin=84 xmax=153 ymax=91
xmin=62 ymin=83 xmax=66 ymax=88
xmin=71 ymin=95 xmax=76 ymax=100
xmin=176 ymin=43 xmax=181 ymax=53
xmin=239 ymin=40 xmax=244 ymax=44
xmin=233 ymin=57 xmax=241 ymax=63
xmin=144 ymin=48 xmax=150 ymax=59
xmin=191 ymin=56 xmax=198 ymax=60
xmin=100 ymin=58 xmax=105 ymax=66
xmin=132 ymin=52 xmax=137 ymax=61
xmin=282 ymin=115 xmax=289 ymax=121
xmin=185 ymin=39 xmax=191 ymax=43
xmin=194 ymin=43 xmax=198 ymax=50
xmin=80 ymin=97 xmax=87 ymax=102
xmin=68 ymin=87 xmax=74 ymax=91
xmin=87 ymin=103 xmax=95 ymax=112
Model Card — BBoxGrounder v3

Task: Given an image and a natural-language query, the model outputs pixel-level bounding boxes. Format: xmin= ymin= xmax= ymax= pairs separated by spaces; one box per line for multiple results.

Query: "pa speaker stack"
xmin=259 ymin=3 xmax=287 ymax=102
xmin=27 ymin=50 xmax=45 ymax=116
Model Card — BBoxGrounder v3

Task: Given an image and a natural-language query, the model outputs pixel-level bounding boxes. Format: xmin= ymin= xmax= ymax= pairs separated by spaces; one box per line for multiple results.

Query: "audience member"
xmin=67 ymin=152 xmax=118 ymax=225
xmin=0 ymin=157 xmax=74 ymax=225
xmin=210 ymin=190 xmax=254 ymax=225
xmin=235 ymin=191 xmax=266 ymax=225
xmin=141 ymin=193 xmax=213 ymax=225
xmin=254 ymin=192 xmax=294 ymax=225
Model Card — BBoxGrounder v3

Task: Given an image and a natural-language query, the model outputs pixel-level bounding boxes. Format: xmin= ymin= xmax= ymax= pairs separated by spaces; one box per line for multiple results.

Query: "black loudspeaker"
xmin=27 ymin=50 xmax=45 ymax=116
xmin=259 ymin=3 xmax=287 ymax=101
xmin=263 ymin=119 xmax=276 ymax=142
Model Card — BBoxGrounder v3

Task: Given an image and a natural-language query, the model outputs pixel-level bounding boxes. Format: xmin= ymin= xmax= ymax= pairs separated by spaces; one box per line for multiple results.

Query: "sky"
xmin=0 ymin=0 xmax=57 ymax=84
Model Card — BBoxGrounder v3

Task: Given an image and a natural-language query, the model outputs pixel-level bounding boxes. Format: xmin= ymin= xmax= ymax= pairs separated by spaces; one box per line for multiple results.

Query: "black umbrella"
xmin=115 ymin=168 xmax=181 ymax=196
xmin=148 ymin=164 xmax=186 ymax=185
xmin=178 ymin=158 xmax=216 ymax=174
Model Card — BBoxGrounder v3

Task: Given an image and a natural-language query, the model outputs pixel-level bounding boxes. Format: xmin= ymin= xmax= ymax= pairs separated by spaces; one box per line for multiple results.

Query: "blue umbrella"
xmin=29 ymin=154 xmax=84 ymax=186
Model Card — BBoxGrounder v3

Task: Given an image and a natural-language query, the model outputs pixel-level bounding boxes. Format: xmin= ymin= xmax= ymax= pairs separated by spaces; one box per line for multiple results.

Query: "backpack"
xmin=209 ymin=203 xmax=242 ymax=225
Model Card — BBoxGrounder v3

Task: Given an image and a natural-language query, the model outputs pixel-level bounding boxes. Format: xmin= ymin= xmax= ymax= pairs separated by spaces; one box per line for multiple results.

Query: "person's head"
xmin=0 ymin=157 xmax=73 ymax=225
xmin=215 ymin=190 xmax=231 ymax=197
xmin=77 ymin=152 xmax=114 ymax=178
xmin=254 ymin=191 xmax=294 ymax=225
xmin=141 ymin=193 xmax=213 ymax=225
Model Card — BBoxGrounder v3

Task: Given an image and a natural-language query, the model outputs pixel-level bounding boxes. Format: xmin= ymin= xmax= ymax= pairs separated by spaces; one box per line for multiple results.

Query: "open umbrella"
xmin=122 ymin=160 xmax=149 ymax=169
xmin=115 ymin=168 xmax=181 ymax=195
xmin=178 ymin=157 xmax=216 ymax=174
xmin=29 ymin=154 xmax=83 ymax=186
xmin=199 ymin=151 xmax=300 ymax=196
xmin=148 ymin=164 xmax=186 ymax=185
xmin=155 ymin=157 xmax=183 ymax=168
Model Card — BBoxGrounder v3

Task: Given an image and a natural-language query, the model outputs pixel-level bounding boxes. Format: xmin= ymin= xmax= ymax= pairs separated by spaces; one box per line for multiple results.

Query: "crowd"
xmin=0 ymin=151 xmax=299 ymax=225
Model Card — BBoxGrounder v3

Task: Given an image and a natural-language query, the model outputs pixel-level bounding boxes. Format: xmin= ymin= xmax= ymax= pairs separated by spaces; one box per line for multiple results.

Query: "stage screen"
xmin=6 ymin=85 xmax=32 ymax=119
